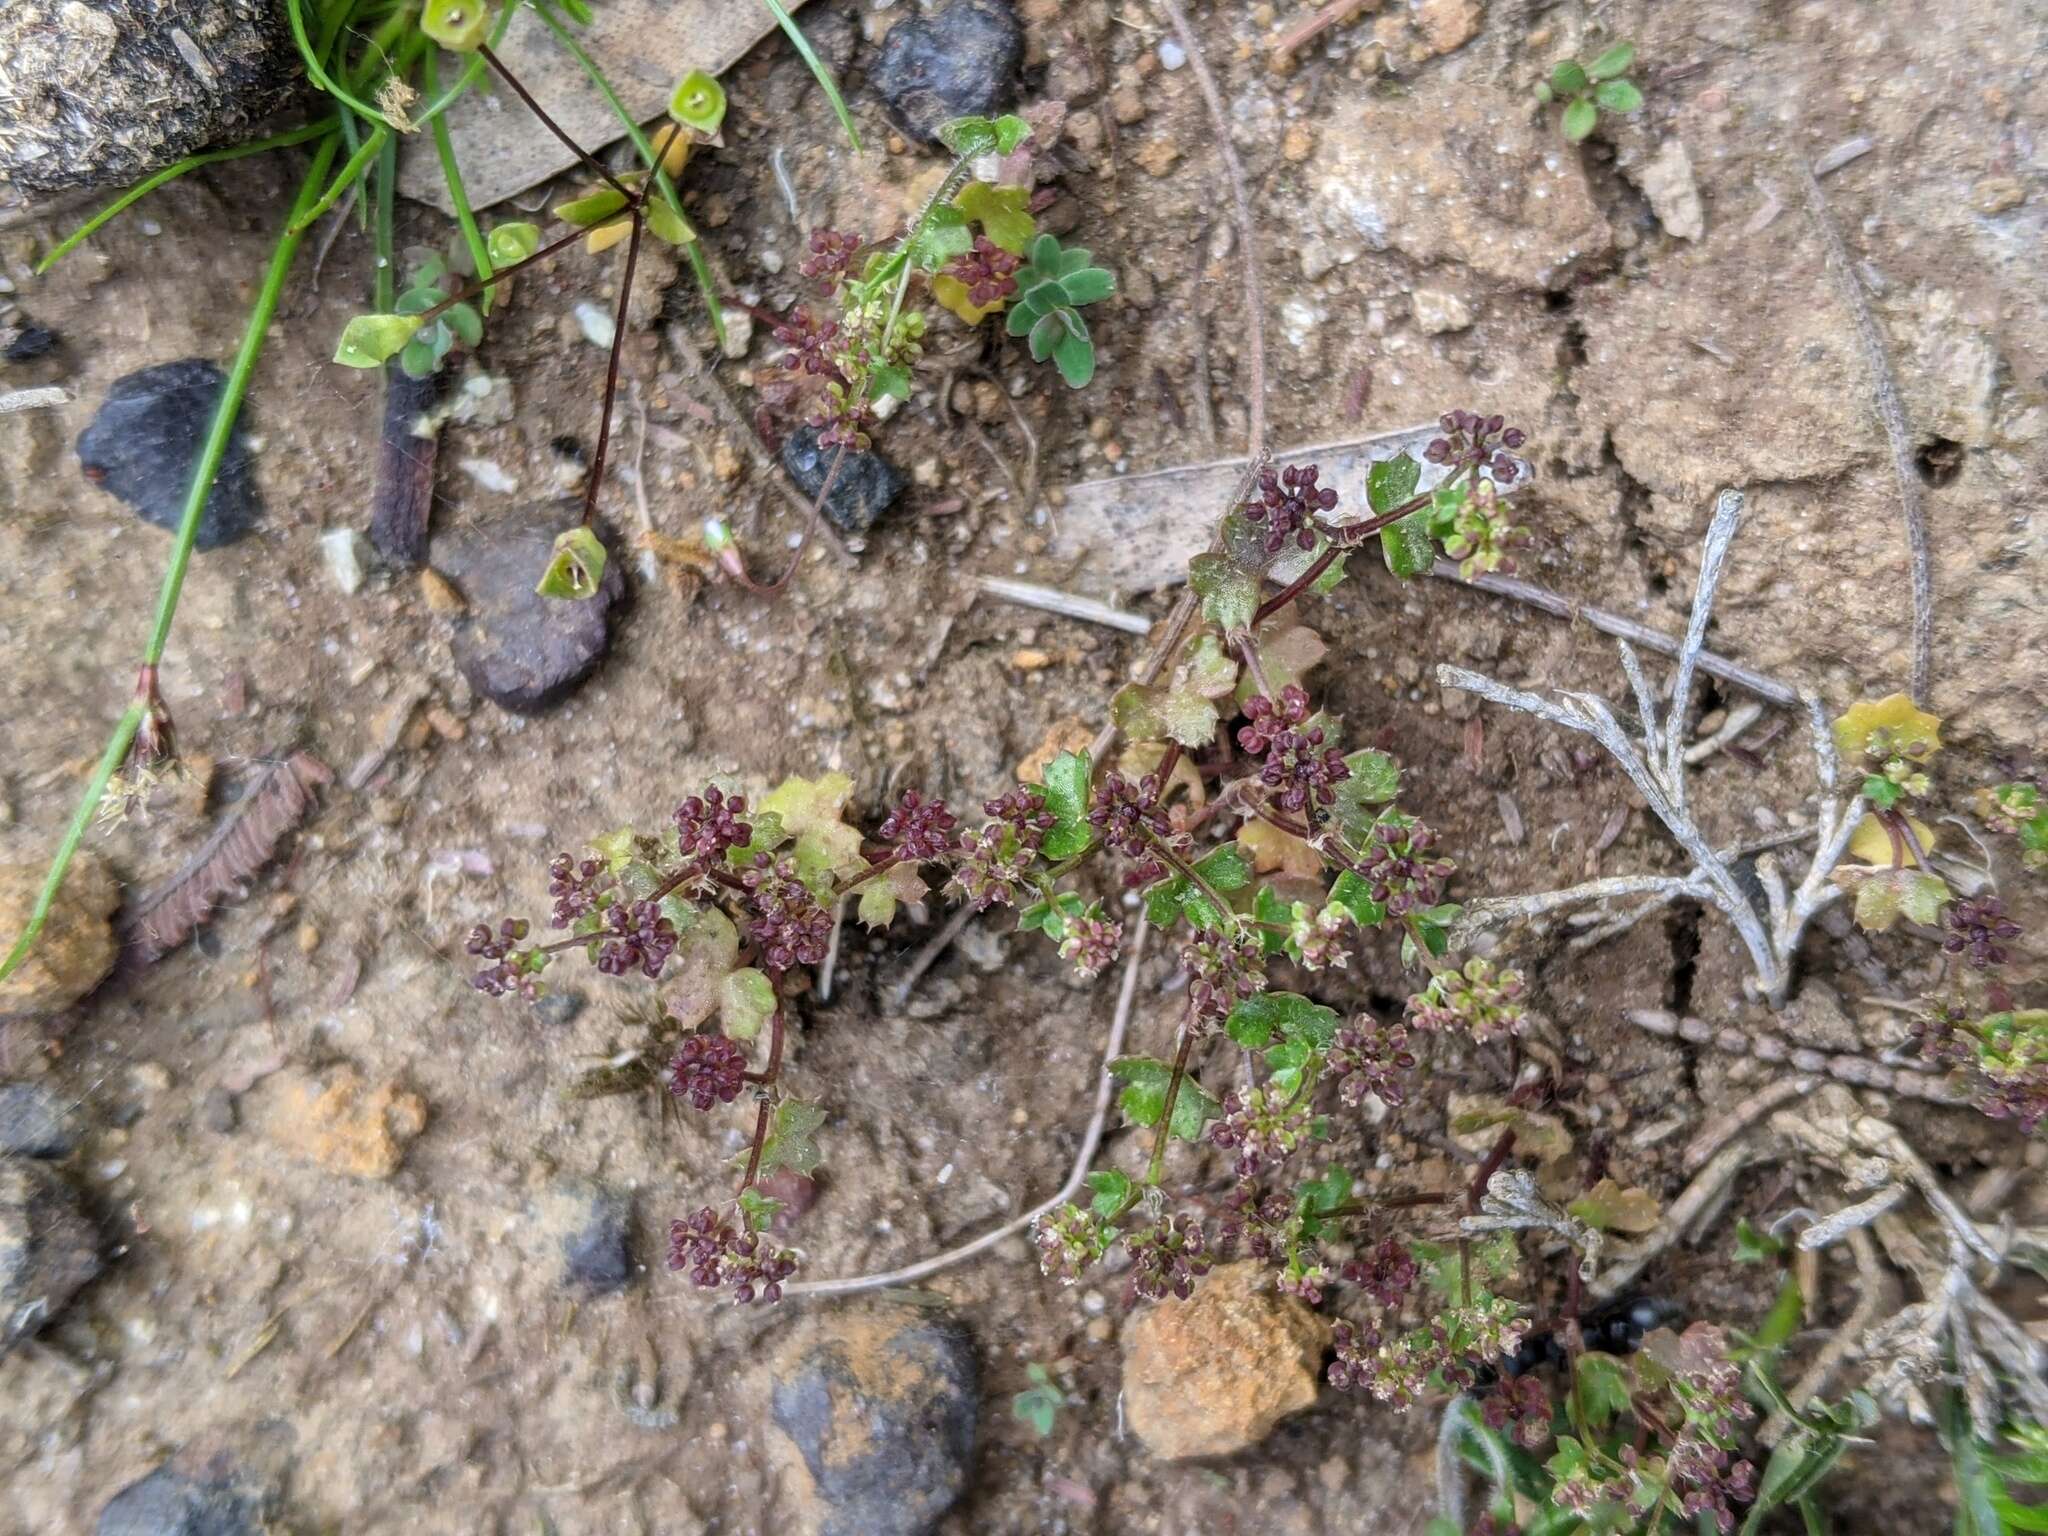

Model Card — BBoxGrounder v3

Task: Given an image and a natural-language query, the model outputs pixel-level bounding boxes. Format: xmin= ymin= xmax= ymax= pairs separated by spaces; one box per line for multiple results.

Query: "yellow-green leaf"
xmin=334 ymin=313 xmax=422 ymax=368
xmin=1832 ymin=693 xmax=1942 ymax=764
xmin=668 ymin=69 xmax=727 ymax=136
xmin=1568 ymin=1178 xmax=1662 ymax=1234
xmin=954 ymin=181 xmax=1037 ymax=254
xmin=555 ymin=186 xmax=631 ymax=229
xmin=534 ymin=526 xmax=608 ymax=600
xmin=422 ymin=0 xmax=490 ymax=51
xmin=720 ymin=967 xmax=776 ymax=1040
xmin=1846 ymin=813 xmax=1939 ymax=868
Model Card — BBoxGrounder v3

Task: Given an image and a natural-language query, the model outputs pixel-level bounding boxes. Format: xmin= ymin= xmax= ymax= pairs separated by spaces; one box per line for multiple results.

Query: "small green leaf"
xmin=1027 ymin=310 xmax=1063 ymax=362
xmin=1262 ymin=1037 xmax=1313 ymax=1099
xmin=1550 ymin=58 xmax=1590 ymax=94
xmin=668 ymin=69 xmax=728 ymax=135
xmin=398 ymin=337 xmax=439 ymax=378
xmin=1108 ymin=1056 xmax=1222 ymax=1140
xmin=1189 ymin=553 xmax=1259 ymax=632
xmin=1086 ymin=1168 xmax=1133 ymax=1218
xmin=334 ymin=312 xmax=424 ymax=368
xmin=1567 ymin=1177 xmax=1662 ymax=1234
xmin=534 ymin=526 xmax=608 ymax=600
xmin=954 ymin=181 xmax=1037 ymax=254
xmin=555 ymin=186 xmax=631 ymax=229
xmin=1562 ymin=97 xmax=1600 ymax=142
xmin=720 ymin=968 xmax=776 ymax=1041
xmin=422 ymin=0 xmax=491 ymax=50
xmin=1052 ymin=325 xmax=1095 ymax=388
xmin=486 ymin=222 xmax=542 ymax=266
xmin=1576 ymin=1352 xmax=1633 ymax=1427
xmin=1253 ymin=885 xmax=1292 ymax=956
xmin=1585 ymin=41 xmax=1636 ymax=81
xmin=443 ymin=302 xmax=483 ymax=350
xmin=755 ymin=1098 xmax=829 ymax=1176
xmin=938 ymin=115 xmax=999 ymax=156
xmin=1593 ymin=78 xmax=1644 ymax=113
xmin=991 ymin=113 xmax=1033 ymax=154
xmin=1733 ymin=1217 xmax=1785 ymax=1263
xmin=1328 ymin=870 xmax=1386 ymax=927
xmin=1225 ymin=992 xmax=1340 ymax=1050
xmin=1057 ymin=266 xmax=1116 ymax=306
xmin=1346 ymin=749 xmax=1401 ymax=803
xmin=644 ymin=197 xmax=697 ymax=247
xmin=1040 ymin=751 xmax=1092 ymax=826
xmin=870 ymin=362 xmax=913 ymax=401
xmin=1368 ymin=453 xmax=1422 ymax=515
xmin=1012 ymin=1372 xmax=1063 ymax=1437
xmin=736 ymin=1187 xmax=781 ymax=1229
xmin=1193 ymin=844 xmax=1251 ymax=893
xmin=1380 ymin=510 xmax=1436 ymax=579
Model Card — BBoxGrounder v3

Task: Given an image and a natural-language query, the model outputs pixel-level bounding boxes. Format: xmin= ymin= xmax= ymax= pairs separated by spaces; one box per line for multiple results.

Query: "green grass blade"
xmin=374 ymin=127 xmax=399 ymax=311
xmin=287 ymin=0 xmax=394 ymax=126
xmin=37 ymin=118 xmax=339 ymax=273
xmin=2 ymin=132 xmax=342 ymax=989
xmin=759 ymin=0 xmax=861 ymax=151
xmin=424 ymin=49 xmax=497 ymax=312
xmin=289 ymin=125 xmax=386 ymax=234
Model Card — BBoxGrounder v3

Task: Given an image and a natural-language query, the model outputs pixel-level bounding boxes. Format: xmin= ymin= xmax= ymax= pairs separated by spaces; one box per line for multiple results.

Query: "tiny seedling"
xmin=1011 ymin=1363 xmax=1067 ymax=1438
xmin=1535 ymin=40 xmax=1644 ymax=142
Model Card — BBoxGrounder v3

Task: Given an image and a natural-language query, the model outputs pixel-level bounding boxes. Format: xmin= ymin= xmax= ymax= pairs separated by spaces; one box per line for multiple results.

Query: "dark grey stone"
xmin=77 ymin=360 xmax=260 ymax=550
xmin=1 ymin=1157 xmax=100 ymax=1356
xmin=770 ymin=1305 xmax=978 ymax=1536
xmin=559 ymin=1183 xmax=633 ymax=1294
xmin=3 ymin=322 xmax=58 ymax=363
xmin=197 ymin=1087 xmax=237 ymax=1136
xmin=779 ymin=424 xmax=907 ymax=539
xmin=97 ymin=1462 xmax=261 ymax=1536
xmin=869 ymin=0 xmax=1023 ymax=145
xmin=533 ymin=989 xmax=586 ymax=1028
xmin=433 ymin=505 xmax=624 ymax=714
xmin=1 ymin=2 xmax=301 ymax=200
xmin=0 ymin=1081 xmax=74 ymax=1159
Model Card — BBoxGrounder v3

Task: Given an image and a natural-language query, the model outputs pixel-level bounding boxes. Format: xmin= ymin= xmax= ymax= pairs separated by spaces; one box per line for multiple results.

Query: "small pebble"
xmin=1158 ymin=39 xmax=1186 ymax=69
xmin=319 ymin=528 xmax=369 ymax=595
xmin=573 ymin=302 xmax=616 ymax=349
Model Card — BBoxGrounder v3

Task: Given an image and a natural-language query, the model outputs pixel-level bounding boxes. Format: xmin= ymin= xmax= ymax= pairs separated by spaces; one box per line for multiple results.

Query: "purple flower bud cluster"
xmin=1341 ymin=1238 xmax=1419 ymax=1307
xmin=1124 ymin=1212 xmax=1213 ymax=1302
xmin=945 ymin=235 xmax=1021 ymax=307
xmin=1242 ymin=462 xmax=1339 ymax=554
xmin=1482 ymin=1373 xmax=1553 ymax=1449
xmin=1237 ymin=686 xmax=1350 ymax=814
xmin=1183 ymin=933 xmax=1266 ymax=1030
xmin=1328 ymin=1018 xmax=1418 ymax=1107
xmin=1424 ymin=409 xmax=1527 ymax=485
xmin=1208 ymin=1087 xmax=1313 ymax=1181
xmin=1087 ymin=771 xmax=1169 ymax=858
xmin=742 ymin=856 xmax=833 ymax=973
xmin=1407 ymin=957 xmax=1528 ymax=1044
xmin=1357 ymin=818 xmax=1455 ymax=917
xmin=668 ymin=1032 xmax=749 ymax=1111
xmin=878 ymin=789 xmax=958 ymax=861
xmin=467 ymin=917 xmax=539 ymax=998
xmin=1943 ymin=895 xmax=2021 ymax=969
xmin=1058 ymin=912 xmax=1123 ymax=978
xmin=775 ymin=306 xmax=843 ymax=378
xmin=547 ymin=854 xmax=610 ymax=927
xmin=674 ymin=785 xmax=752 ymax=864
xmin=799 ymin=227 xmax=861 ymax=284
xmin=667 ymin=1203 xmax=798 ymax=1304
xmin=1032 ymin=1202 xmax=1114 ymax=1285
xmin=948 ymin=789 xmax=1053 ymax=910
xmin=595 ymin=898 xmax=679 ymax=978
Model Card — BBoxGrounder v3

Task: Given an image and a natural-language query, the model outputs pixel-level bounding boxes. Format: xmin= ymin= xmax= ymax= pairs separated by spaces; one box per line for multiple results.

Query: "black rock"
xmin=1 ymin=1156 xmax=100 ymax=1356
xmin=0 ymin=1081 xmax=75 ymax=1159
xmin=770 ymin=1304 xmax=978 ymax=1536
xmin=1 ymin=2 xmax=301 ymax=200
xmin=558 ymin=1182 xmax=633 ymax=1294
xmin=533 ymin=989 xmax=587 ymax=1028
xmin=77 ymin=360 xmax=260 ymax=550
xmin=433 ymin=505 xmax=624 ymax=714
xmin=869 ymin=0 xmax=1024 ymax=145
xmin=97 ymin=1461 xmax=262 ymax=1536
xmin=780 ymin=425 xmax=907 ymax=539
xmin=3 ymin=322 xmax=58 ymax=363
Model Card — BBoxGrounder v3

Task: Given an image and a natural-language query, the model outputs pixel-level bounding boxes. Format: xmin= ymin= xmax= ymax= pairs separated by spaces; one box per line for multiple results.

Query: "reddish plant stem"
xmin=1147 ymin=1028 xmax=1198 ymax=1185
xmin=1251 ymin=490 xmax=1434 ymax=625
xmin=738 ymin=1003 xmax=789 ymax=1192
xmin=1468 ymin=1127 xmax=1518 ymax=1210
xmin=583 ymin=207 xmax=644 ymax=526
xmin=1234 ymin=632 xmax=1276 ymax=698
xmin=416 ymin=222 xmax=594 ymax=324
xmin=479 ymin=43 xmax=637 ymax=202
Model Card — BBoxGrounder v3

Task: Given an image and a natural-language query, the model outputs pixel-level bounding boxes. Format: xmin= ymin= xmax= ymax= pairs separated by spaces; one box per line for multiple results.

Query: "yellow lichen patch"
xmin=1846 ymin=812 xmax=1939 ymax=868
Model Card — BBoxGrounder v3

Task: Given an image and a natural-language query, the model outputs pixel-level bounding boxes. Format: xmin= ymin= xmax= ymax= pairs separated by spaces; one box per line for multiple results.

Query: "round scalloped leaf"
xmin=668 ymin=70 xmax=728 ymax=136
xmin=422 ymin=0 xmax=491 ymax=51
xmin=486 ymin=222 xmax=541 ymax=266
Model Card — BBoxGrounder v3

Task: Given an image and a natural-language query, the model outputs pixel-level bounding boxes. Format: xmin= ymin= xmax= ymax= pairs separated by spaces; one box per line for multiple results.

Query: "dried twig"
xmin=1799 ymin=152 xmax=1932 ymax=702
xmin=1590 ymin=1135 xmax=1775 ymax=1305
xmin=978 ymin=577 xmax=1152 ymax=635
xmin=124 ymin=753 xmax=332 ymax=963
xmin=780 ymin=916 xmax=1150 ymax=1298
xmin=1269 ymin=0 xmax=1374 ymax=61
xmin=1624 ymin=1008 xmax=1963 ymax=1109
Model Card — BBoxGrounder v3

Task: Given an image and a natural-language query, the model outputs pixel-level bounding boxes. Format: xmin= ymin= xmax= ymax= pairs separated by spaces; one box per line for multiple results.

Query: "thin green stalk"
xmin=290 ymin=125 xmax=387 ymax=234
xmin=36 ymin=119 xmax=340 ymax=273
xmin=524 ymin=0 xmax=726 ymax=348
xmin=374 ymin=128 xmax=399 ymax=311
xmin=2 ymin=136 xmax=341 ymax=988
xmin=287 ymin=0 xmax=395 ymax=127
xmin=758 ymin=0 xmax=863 ymax=150
xmin=424 ymin=49 xmax=497 ymax=311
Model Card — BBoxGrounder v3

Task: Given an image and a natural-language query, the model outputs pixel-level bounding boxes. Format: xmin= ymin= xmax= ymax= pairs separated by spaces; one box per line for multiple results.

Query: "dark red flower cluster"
xmin=1125 ymin=1213 xmax=1212 ymax=1302
xmin=1425 ymin=409 xmax=1527 ymax=484
xmin=595 ymin=898 xmax=679 ymax=978
xmin=1328 ymin=1018 xmax=1417 ymax=1107
xmin=1357 ymin=818 xmax=1455 ymax=917
xmin=878 ymin=789 xmax=958 ymax=861
xmin=467 ymin=917 xmax=538 ymax=998
xmin=743 ymin=855 xmax=833 ymax=972
xmin=674 ymin=785 xmax=752 ymax=863
xmin=1087 ymin=771 xmax=1168 ymax=858
xmin=1058 ymin=912 xmax=1123 ymax=978
xmin=945 ymin=234 xmax=1022 ymax=306
xmin=1944 ymin=895 xmax=2021 ymax=969
xmin=1482 ymin=1373 xmax=1553 ymax=1449
xmin=774 ymin=306 xmax=842 ymax=378
xmin=668 ymin=1032 xmax=749 ymax=1110
xmin=547 ymin=854 xmax=610 ymax=927
xmin=799 ymin=227 xmax=861 ymax=283
xmin=1242 ymin=462 xmax=1339 ymax=554
xmin=1238 ymin=685 xmax=1349 ymax=814
xmin=1341 ymin=1237 xmax=1419 ymax=1307
xmin=1327 ymin=1317 xmax=1383 ymax=1393
xmin=667 ymin=1204 xmax=798 ymax=1304
xmin=1183 ymin=932 xmax=1265 ymax=1029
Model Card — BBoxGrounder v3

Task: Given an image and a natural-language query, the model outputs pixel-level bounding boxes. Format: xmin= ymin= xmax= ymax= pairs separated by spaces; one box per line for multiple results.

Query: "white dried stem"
xmin=1796 ymin=1182 xmax=1910 ymax=1249
xmin=1683 ymin=700 xmax=1765 ymax=765
xmin=1461 ymin=1168 xmax=1604 ymax=1283
xmin=1591 ymin=1134 xmax=1777 ymax=1305
xmin=1666 ymin=491 xmax=1744 ymax=800
xmin=1450 ymin=874 xmax=1712 ymax=949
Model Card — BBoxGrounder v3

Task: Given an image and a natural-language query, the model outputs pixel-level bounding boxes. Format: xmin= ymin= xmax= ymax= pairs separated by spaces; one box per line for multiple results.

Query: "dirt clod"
xmin=0 ymin=854 xmax=119 ymax=1019
xmin=252 ymin=1065 xmax=427 ymax=1181
xmin=1122 ymin=1261 xmax=1331 ymax=1460
xmin=1 ymin=1156 xmax=101 ymax=1356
